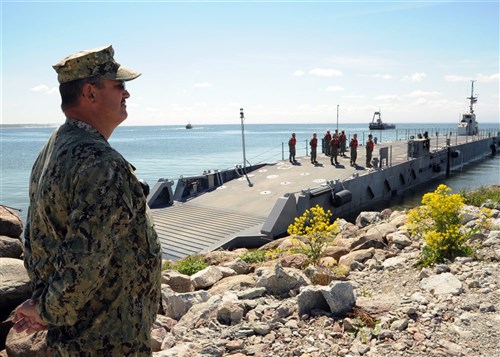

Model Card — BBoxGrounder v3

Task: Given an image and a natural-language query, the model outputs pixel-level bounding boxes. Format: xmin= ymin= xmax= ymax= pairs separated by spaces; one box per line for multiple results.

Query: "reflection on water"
xmin=361 ymin=154 xmax=500 ymax=215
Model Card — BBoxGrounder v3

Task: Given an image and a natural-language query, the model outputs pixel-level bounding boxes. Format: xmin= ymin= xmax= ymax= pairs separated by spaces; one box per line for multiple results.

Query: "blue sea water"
xmin=1 ymin=122 xmax=499 ymax=224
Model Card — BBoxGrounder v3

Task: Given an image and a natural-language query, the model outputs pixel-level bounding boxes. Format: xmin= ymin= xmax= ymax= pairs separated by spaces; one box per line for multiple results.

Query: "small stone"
xmin=418 ymin=268 xmax=432 ymax=280
xmin=411 ymin=292 xmax=429 ymax=305
xmin=459 ymin=312 xmax=472 ymax=324
xmin=285 ymin=319 xmax=299 ymax=329
xmin=479 ymin=303 xmax=495 ymax=312
xmin=434 ymin=264 xmax=450 ymax=274
xmin=420 ymin=272 xmax=464 ymax=296
xmin=403 ymin=306 xmax=418 ymax=316
xmin=226 ymin=340 xmax=245 ymax=351
xmin=252 ymin=322 xmax=271 ymax=335
xmin=467 ymin=280 xmax=481 ymax=289
xmin=357 ymin=344 xmax=370 ymax=355
xmin=454 ymin=256 xmax=474 ymax=263
xmin=392 ymin=342 xmax=407 ymax=351
xmin=390 ymin=319 xmax=409 ymax=331
xmin=438 ymin=339 xmax=462 ymax=355
xmin=413 ymin=332 xmax=426 ymax=342
xmin=377 ymin=329 xmax=393 ymax=339
xmin=343 ymin=318 xmax=355 ymax=331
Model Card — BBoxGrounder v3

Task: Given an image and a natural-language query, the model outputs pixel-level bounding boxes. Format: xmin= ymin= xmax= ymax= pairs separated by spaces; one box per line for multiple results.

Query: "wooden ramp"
xmin=152 ymin=203 xmax=268 ymax=260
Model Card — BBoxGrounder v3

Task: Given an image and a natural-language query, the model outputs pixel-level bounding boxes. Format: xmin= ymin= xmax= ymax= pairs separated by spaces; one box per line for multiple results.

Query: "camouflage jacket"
xmin=24 ymin=118 xmax=162 ymax=355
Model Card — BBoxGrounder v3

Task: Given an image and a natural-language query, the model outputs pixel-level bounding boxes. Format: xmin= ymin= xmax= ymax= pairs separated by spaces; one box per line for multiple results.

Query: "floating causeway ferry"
xmin=148 ymin=128 xmax=498 ymax=261
xmin=147 ymin=82 xmax=497 ymax=260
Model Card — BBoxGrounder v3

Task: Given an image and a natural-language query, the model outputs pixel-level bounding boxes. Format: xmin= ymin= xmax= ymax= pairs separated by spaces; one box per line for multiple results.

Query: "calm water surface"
xmin=1 ymin=123 xmax=498 ymax=223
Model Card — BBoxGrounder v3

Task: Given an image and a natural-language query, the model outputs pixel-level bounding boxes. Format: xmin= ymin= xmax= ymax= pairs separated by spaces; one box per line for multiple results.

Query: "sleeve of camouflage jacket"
xmin=37 ymin=159 xmax=132 ymax=326
xmin=23 ymin=153 xmax=48 ymax=294
xmin=23 ymin=219 xmax=46 ymax=294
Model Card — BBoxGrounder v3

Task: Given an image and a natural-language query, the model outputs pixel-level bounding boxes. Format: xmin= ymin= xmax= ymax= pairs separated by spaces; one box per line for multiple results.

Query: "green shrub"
xmin=310 ymin=263 xmax=349 ymax=285
xmin=162 ymin=255 xmax=209 ymax=276
xmin=287 ymin=205 xmax=340 ymax=265
xmin=460 ymin=185 xmax=500 ymax=207
xmin=405 ymin=184 xmax=473 ymax=266
xmin=239 ymin=250 xmax=268 ymax=264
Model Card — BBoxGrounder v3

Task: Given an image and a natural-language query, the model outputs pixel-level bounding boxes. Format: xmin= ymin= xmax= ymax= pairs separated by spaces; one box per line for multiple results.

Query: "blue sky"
xmin=1 ymin=1 xmax=499 ymax=126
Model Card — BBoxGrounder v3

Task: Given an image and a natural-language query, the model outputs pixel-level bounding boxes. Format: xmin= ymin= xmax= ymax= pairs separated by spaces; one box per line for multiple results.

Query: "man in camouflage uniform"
xmin=13 ymin=45 xmax=162 ymax=356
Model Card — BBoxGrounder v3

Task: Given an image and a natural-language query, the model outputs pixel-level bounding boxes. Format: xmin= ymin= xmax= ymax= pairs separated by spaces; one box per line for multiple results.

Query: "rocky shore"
xmin=1 ymin=200 xmax=499 ymax=357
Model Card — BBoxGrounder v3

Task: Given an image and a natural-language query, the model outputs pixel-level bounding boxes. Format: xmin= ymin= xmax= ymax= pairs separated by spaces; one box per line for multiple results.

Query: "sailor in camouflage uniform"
xmin=13 ymin=45 xmax=162 ymax=356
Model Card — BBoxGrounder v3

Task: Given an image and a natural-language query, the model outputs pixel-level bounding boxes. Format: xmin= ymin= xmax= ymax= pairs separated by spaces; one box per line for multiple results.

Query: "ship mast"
xmin=467 ymin=80 xmax=477 ymax=114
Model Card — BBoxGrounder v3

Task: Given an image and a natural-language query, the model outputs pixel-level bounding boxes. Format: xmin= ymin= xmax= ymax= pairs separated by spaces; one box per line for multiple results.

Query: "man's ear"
xmin=82 ymin=83 xmax=96 ymax=102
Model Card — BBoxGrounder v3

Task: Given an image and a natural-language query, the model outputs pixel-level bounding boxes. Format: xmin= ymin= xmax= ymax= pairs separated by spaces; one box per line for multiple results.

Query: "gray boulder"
xmin=420 ymin=272 xmax=464 ymax=296
xmin=161 ymin=270 xmax=193 ymax=293
xmin=0 ymin=236 xmax=23 ymax=259
xmin=222 ymin=257 xmax=250 ymax=275
xmin=255 ymin=264 xmax=311 ymax=297
xmin=366 ymin=222 xmax=397 ymax=238
xmin=338 ymin=248 xmax=374 ymax=269
xmin=190 ymin=266 xmax=224 ymax=289
xmin=172 ymin=295 xmax=223 ymax=334
xmin=5 ymin=329 xmax=53 ymax=357
xmin=208 ymin=274 xmax=256 ymax=296
xmin=355 ymin=211 xmax=381 ymax=228
xmin=0 ymin=258 xmax=31 ymax=313
xmin=0 ymin=207 xmax=23 ymax=238
xmin=297 ymin=281 xmax=355 ymax=318
xmin=160 ymin=285 xmax=211 ymax=320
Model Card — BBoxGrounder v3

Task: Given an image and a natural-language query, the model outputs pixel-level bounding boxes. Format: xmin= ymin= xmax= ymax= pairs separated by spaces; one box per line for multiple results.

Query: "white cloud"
xmin=342 ymin=95 xmax=366 ymax=99
xmin=402 ymin=72 xmax=427 ymax=82
xmin=476 ymin=73 xmax=500 ymax=83
xmin=296 ymin=104 xmax=336 ymax=113
xmin=413 ymin=98 xmax=427 ymax=105
xmin=408 ymin=90 xmax=442 ymax=98
xmin=375 ymin=95 xmax=401 ymax=102
xmin=292 ymin=70 xmax=305 ymax=77
xmin=309 ymin=68 xmax=342 ymax=77
xmin=372 ymin=74 xmax=393 ymax=80
xmin=445 ymin=73 xmax=499 ymax=83
xmin=30 ymin=84 xmax=58 ymax=94
xmin=444 ymin=75 xmax=469 ymax=82
xmin=146 ymin=107 xmax=160 ymax=112
xmin=326 ymin=86 xmax=345 ymax=92
xmin=297 ymin=104 xmax=311 ymax=111
xmin=192 ymin=82 xmax=213 ymax=88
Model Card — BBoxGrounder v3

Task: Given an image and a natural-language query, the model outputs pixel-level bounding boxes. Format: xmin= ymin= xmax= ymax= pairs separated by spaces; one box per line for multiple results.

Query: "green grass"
xmin=161 ymin=255 xmax=209 ymax=276
xmin=239 ymin=250 xmax=268 ymax=264
xmin=460 ymin=185 xmax=500 ymax=207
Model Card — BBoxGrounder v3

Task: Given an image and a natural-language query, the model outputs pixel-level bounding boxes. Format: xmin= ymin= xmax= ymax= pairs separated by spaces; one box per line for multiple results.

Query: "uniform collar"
xmin=65 ymin=117 xmax=106 ymax=140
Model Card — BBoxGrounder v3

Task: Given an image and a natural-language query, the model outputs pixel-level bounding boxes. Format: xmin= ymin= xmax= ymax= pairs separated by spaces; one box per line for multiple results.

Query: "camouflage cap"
xmin=53 ymin=45 xmax=141 ymax=84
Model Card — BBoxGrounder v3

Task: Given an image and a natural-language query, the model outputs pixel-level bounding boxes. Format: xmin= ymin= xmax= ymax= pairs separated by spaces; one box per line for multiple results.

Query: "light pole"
xmin=240 ymin=108 xmax=253 ymax=187
xmin=336 ymin=104 xmax=339 ymax=133
xmin=240 ymin=108 xmax=247 ymax=171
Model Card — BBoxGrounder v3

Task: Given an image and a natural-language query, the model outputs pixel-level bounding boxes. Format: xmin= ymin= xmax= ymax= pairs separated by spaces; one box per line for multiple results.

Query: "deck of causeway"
xmin=151 ymin=135 xmax=487 ymax=260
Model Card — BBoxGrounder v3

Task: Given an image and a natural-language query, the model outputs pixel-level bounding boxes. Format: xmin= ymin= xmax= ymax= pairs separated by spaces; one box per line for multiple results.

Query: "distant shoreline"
xmin=0 ymin=124 xmax=59 ymax=129
xmin=2 ymin=122 xmax=499 ymax=129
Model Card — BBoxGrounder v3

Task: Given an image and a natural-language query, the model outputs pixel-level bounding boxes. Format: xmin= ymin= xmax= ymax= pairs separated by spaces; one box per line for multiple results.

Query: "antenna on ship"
xmin=336 ymin=104 xmax=339 ymax=132
xmin=467 ymin=80 xmax=478 ymax=114
xmin=239 ymin=108 xmax=253 ymax=187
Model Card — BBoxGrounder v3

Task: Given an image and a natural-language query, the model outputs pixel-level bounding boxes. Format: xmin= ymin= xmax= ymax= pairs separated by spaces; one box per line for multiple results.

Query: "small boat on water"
xmin=369 ymin=111 xmax=395 ymax=130
xmin=185 ymin=123 xmax=193 ymax=129
xmin=457 ymin=81 xmax=479 ymax=136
